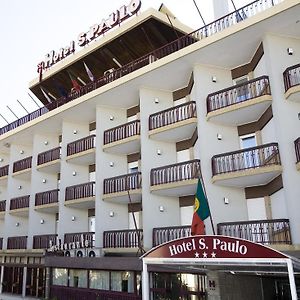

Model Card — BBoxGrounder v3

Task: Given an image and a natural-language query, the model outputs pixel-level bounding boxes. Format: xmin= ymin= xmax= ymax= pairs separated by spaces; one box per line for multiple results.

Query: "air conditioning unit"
xmin=88 ymin=248 xmax=103 ymax=257
xmin=76 ymin=249 xmax=85 ymax=257
xmin=64 ymin=249 xmax=76 ymax=257
xmin=103 ymin=68 xmax=115 ymax=76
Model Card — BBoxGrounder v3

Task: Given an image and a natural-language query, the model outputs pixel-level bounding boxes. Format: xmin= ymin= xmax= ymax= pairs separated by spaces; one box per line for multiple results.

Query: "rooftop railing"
xmin=212 ymin=143 xmax=280 ymax=176
xmin=283 ymin=63 xmax=300 ymax=91
xmin=64 ymin=232 xmax=95 ymax=248
xmin=150 ymin=159 xmax=201 ymax=186
xmin=65 ymin=181 xmax=95 ymax=201
xmin=0 ymin=0 xmax=283 ymax=137
xmin=295 ymin=137 xmax=300 ymax=163
xmin=103 ymin=229 xmax=143 ymax=248
xmin=37 ymin=147 xmax=61 ymax=165
xmin=0 ymin=200 xmax=6 ymax=212
xmin=33 ymin=234 xmax=58 ymax=249
xmin=10 ymin=195 xmax=30 ymax=210
xmin=67 ymin=135 xmax=96 ymax=156
xmin=0 ymin=165 xmax=9 ymax=177
xmin=217 ymin=219 xmax=291 ymax=244
xmin=35 ymin=189 xmax=59 ymax=206
xmin=13 ymin=156 xmax=32 ymax=173
xmin=103 ymin=120 xmax=140 ymax=145
xmin=153 ymin=226 xmax=191 ymax=247
xmin=207 ymin=76 xmax=271 ymax=112
xmin=149 ymin=101 xmax=197 ymax=130
xmin=103 ymin=172 xmax=142 ymax=194
xmin=7 ymin=236 xmax=28 ymax=249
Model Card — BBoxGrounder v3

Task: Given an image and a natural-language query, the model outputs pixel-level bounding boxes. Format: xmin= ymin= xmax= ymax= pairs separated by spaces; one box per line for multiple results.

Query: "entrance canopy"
xmin=142 ymin=235 xmax=300 ymax=300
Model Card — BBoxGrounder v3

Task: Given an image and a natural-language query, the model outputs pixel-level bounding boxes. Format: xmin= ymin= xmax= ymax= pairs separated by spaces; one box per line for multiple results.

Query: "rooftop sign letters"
xmin=145 ymin=236 xmax=287 ymax=259
xmin=47 ymin=235 xmax=92 ymax=252
xmin=37 ymin=0 xmax=142 ymax=75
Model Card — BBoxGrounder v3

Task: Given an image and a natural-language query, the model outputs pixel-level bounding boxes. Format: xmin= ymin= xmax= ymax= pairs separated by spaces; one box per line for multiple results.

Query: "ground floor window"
xmin=26 ymin=267 xmax=46 ymax=298
xmin=52 ymin=268 xmax=68 ymax=286
xmin=69 ymin=269 xmax=88 ymax=288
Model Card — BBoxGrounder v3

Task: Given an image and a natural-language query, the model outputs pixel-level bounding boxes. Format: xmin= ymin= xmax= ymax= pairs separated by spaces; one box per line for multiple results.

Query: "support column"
xmin=142 ymin=260 xmax=149 ymax=300
xmin=22 ymin=266 xmax=27 ymax=298
xmin=0 ymin=265 xmax=4 ymax=294
xmin=287 ymin=259 xmax=297 ymax=300
xmin=45 ymin=267 xmax=51 ymax=299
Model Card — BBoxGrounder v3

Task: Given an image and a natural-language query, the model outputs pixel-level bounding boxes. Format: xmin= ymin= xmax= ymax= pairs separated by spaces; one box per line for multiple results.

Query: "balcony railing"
xmin=207 ymin=76 xmax=271 ymax=112
xmin=65 ymin=182 xmax=95 ymax=201
xmin=37 ymin=147 xmax=61 ymax=165
xmin=10 ymin=195 xmax=30 ymax=210
xmin=7 ymin=236 xmax=28 ymax=249
xmin=103 ymin=172 xmax=142 ymax=194
xmin=33 ymin=234 xmax=58 ymax=249
xmin=0 ymin=237 xmax=3 ymax=250
xmin=150 ymin=159 xmax=201 ymax=186
xmin=13 ymin=156 xmax=32 ymax=173
xmin=153 ymin=226 xmax=191 ymax=247
xmin=103 ymin=120 xmax=140 ymax=145
xmin=64 ymin=232 xmax=95 ymax=247
xmin=50 ymin=286 xmax=142 ymax=300
xmin=0 ymin=0 xmax=281 ymax=137
xmin=0 ymin=200 xmax=6 ymax=212
xmin=103 ymin=229 xmax=143 ymax=248
xmin=35 ymin=189 xmax=59 ymax=206
xmin=283 ymin=63 xmax=300 ymax=91
xmin=149 ymin=101 xmax=197 ymax=130
xmin=67 ymin=135 xmax=96 ymax=156
xmin=0 ymin=165 xmax=9 ymax=177
xmin=212 ymin=143 xmax=281 ymax=176
xmin=217 ymin=219 xmax=292 ymax=245
xmin=295 ymin=138 xmax=300 ymax=163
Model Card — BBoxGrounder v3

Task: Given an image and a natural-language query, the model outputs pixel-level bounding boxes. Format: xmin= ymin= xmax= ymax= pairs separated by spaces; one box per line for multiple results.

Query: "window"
xmin=89 ymin=271 xmax=109 ymax=290
xmin=69 ymin=269 xmax=87 ymax=288
xmin=240 ymin=134 xmax=260 ymax=168
xmin=234 ymin=76 xmax=250 ymax=102
xmin=52 ymin=268 xmax=68 ymax=286
xmin=111 ymin=271 xmax=135 ymax=293
xmin=240 ymin=134 xmax=257 ymax=149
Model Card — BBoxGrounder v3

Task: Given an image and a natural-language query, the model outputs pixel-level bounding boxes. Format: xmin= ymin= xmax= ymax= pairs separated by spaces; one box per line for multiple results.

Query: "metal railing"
xmin=50 ymin=286 xmax=142 ymax=300
xmin=67 ymin=135 xmax=96 ymax=156
xmin=0 ymin=0 xmax=282 ymax=137
xmin=150 ymin=159 xmax=201 ymax=186
xmin=212 ymin=143 xmax=280 ymax=176
xmin=7 ymin=236 xmax=28 ymax=249
xmin=13 ymin=156 xmax=32 ymax=173
xmin=35 ymin=189 xmax=59 ymax=206
xmin=37 ymin=147 xmax=61 ymax=165
xmin=103 ymin=229 xmax=143 ymax=248
xmin=103 ymin=120 xmax=140 ymax=145
xmin=0 ymin=165 xmax=9 ymax=177
xmin=207 ymin=76 xmax=271 ymax=112
xmin=103 ymin=172 xmax=142 ymax=194
xmin=33 ymin=234 xmax=58 ymax=249
xmin=65 ymin=181 xmax=95 ymax=201
xmin=295 ymin=137 xmax=300 ymax=163
xmin=10 ymin=195 xmax=30 ymax=210
xmin=64 ymin=232 xmax=95 ymax=247
xmin=153 ymin=226 xmax=191 ymax=247
xmin=217 ymin=219 xmax=291 ymax=244
xmin=0 ymin=200 xmax=6 ymax=212
xmin=149 ymin=101 xmax=197 ymax=130
xmin=283 ymin=63 xmax=300 ymax=91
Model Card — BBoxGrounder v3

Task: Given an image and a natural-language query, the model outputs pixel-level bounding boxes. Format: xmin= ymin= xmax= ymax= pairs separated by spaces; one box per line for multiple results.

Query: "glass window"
xmin=111 ymin=271 xmax=135 ymax=292
xmin=89 ymin=271 xmax=109 ymax=290
xmin=69 ymin=269 xmax=87 ymax=288
xmin=52 ymin=268 xmax=68 ymax=286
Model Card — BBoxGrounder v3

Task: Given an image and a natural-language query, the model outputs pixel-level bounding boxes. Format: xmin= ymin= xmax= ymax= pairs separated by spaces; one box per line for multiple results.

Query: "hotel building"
xmin=0 ymin=0 xmax=300 ymax=299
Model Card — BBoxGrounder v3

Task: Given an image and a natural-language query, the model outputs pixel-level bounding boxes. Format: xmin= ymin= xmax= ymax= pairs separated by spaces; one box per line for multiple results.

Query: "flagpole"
xmin=199 ymin=171 xmax=216 ymax=235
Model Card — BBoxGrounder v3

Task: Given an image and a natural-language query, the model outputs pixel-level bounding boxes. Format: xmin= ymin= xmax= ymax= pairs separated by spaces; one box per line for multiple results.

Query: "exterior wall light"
xmin=287 ymin=48 xmax=293 ymax=55
xmin=20 ymin=150 xmax=24 ymax=154
xmin=157 ymin=149 xmax=162 ymax=155
xmin=71 ymin=216 xmax=76 ymax=221
xmin=18 ymin=185 xmax=22 ymax=190
xmin=224 ymin=197 xmax=229 ymax=204
xmin=109 ymin=162 xmax=114 ymax=167
xmin=212 ymin=76 xmax=217 ymax=83
xmin=72 ymin=171 xmax=77 ymax=176
xmin=44 ymin=141 xmax=49 ymax=145
xmin=217 ymin=133 xmax=222 ymax=140
xmin=0 ymin=158 xmax=3 ymax=162
xmin=154 ymin=98 xmax=159 ymax=104
xmin=109 ymin=116 xmax=114 ymax=121
xmin=42 ymin=179 xmax=47 ymax=183
xmin=73 ymin=130 xmax=78 ymax=134
xmin=15 ymin=222 xmax=20 ymax=227
xmin=40 ymin=219 xmax=45 ymax=224
xmin=159 ymin=205 xmax=165 ymax=212
xmin=109 ymin=211 xmax=115 ymax=217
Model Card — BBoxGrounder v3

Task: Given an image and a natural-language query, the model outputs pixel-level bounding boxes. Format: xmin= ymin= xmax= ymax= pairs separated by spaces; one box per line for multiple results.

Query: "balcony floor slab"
xmin=103 ymin=136 xmax=140 ymax=155
xmin=64 ymin=197 xmax=95 ymax=209
xmin=0 ymin=176 xmax=8 ymax=186
xmin=11 ymin=169 xmax=32 ymax=180
xmin=9 ymin=207 xmax=29 ymax=217
xmin=66 ymin=148 xmax=95 ymax=165
xmin=285 ymin=85 xmax=300 ymax=102
xmin=36 ymin=159 xmax=60 ymax=174
xmin=103 ymin=189 xmax=142 ymax=204
xmin=34 ymin=202 xmax=59 ymax=214
xmin=296 ymin=161 xmax=300 ymax=171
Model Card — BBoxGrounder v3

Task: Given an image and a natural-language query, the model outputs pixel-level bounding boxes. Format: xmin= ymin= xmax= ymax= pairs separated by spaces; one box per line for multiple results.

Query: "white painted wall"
xmin=270 ymin=189 xmax=288 ymax=219
xmin=253 ymin=53 xmax=267 ymax=78
xmin=247 ymin=198 xmax=267 ymax=220
xmin=261 ymin=118 xmax=277 ymax=145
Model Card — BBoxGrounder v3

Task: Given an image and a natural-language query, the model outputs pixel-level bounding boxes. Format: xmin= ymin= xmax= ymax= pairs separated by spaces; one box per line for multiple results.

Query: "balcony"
xmin=103 ymin=120 xmax=140 ymax=155
xmin=103 ymin=172 xmax=142 ymax=204
xmin=37 ymin=147 xmax=61 ymax=173
xmin=66 ymin=135 xmax=96 ymax=165
xmin=35 ymin=189 xmax=59 ymax=213
xmin=12 ymin=156 xmax=32 ymax=180
xmin=7 ymin=236 xmax=28 ymax=250
xmin=217 ymin=219 xmax=292 ymax=247
xmin=0 ymin=165 xmax=9 ymax=186
xmin=207 ymin=76 xmax=272 ymax=125
xmin=149 ymin=101 xmax=197 ymax=142
xmin=0 ymin=200 xmax=6 ymax=219
xmin=9 ymin=195 xmax=30 ymax=217
xmin=103 ymin=229 xmax=143 ymax=253
xmin=65 ymin=182 xmax=95 ymax=209
xmin=153 ymin=226 xmax=191 ymax=247
xmin=212 ymin=143 xmax=282 ymax=187
xmin=33 ymin=234 xmax=58 ymax=249
xmin=295 ymin=138 xmax=300 ymax=171
xmin=284 ymin=63 xmax=300 ymax=102
xmin=64 ymin=232 xmax=95 ymax=248
xmin=150 ymin=159 xmax=200 ymax=196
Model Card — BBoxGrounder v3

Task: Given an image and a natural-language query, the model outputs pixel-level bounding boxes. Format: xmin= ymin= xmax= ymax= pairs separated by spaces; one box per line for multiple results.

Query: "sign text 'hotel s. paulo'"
xmin=37 ymin=0 xmax=141 ymax=74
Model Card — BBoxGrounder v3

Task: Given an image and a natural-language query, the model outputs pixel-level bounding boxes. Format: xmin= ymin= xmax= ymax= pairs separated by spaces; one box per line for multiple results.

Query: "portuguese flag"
xmin=191 ymin=179 xmax=210 ymax=235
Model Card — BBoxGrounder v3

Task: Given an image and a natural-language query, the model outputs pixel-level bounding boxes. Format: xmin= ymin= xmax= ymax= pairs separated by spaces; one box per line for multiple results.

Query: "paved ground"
xmin=0 ymin=294 xmax=39 ymax=300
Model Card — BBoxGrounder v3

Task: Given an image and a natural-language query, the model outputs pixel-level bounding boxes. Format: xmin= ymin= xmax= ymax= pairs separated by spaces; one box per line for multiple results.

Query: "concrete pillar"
xmin=22 ymin=266 xmax=27 ymax=298
xmin=206 ymin=271 xmax=221 ymax=300
xmin=264 ymin=196 xmax=272 ymax=220
xmin=45 ymin=267 xmax=51 ymax=299
xmin=0 ymin=265 xmax=4 ymax=294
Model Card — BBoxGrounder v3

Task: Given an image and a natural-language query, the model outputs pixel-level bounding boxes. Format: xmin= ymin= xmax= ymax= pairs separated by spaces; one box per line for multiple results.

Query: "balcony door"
xmin=240 ymin=134 xmax=259 ymax=169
